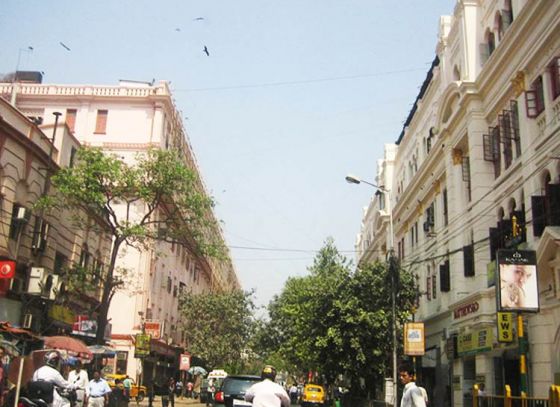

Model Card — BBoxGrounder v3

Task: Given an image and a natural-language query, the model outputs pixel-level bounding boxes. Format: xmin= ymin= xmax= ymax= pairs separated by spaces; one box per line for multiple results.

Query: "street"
xmin=137 ymin=397 xmax=300 ymax=407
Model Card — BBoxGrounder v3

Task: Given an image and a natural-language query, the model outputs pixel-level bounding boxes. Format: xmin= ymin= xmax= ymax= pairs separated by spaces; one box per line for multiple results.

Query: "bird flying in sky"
xmin=59 ymin=42 xmax=71 ymax=51
xmin=193 ymin=17 xmax=204 ymax=21
xmin=203 ymin=46 xmax=209 ymax=56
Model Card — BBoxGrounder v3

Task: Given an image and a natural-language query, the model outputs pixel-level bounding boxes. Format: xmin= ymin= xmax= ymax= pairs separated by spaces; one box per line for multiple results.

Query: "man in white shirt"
xmin=31 ymin=351 xmax=76 ymax=407
xmin=68 ymin=361 xmax=89 ymax=407
xmin=399 ymin=362 xmax=426 ymax=407
xmin=244 ymin=365 xmax=290 ymax=407
xmin=86 ymin=371 xmax=112 ymax=407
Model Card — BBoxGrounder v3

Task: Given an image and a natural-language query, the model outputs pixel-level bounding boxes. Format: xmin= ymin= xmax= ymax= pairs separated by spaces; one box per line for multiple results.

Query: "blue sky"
xmin=1 ymin=0 xmax=455 ymax=309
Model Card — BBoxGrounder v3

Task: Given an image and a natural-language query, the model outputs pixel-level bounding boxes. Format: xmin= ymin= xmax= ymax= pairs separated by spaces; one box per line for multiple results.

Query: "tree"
xmin=178 ymin=290 xmax=256 ymax=372
xmin=39 ymin=146 xmax=219 ymax=343
xmin=260 ymin=239 xmax=416 ymax=396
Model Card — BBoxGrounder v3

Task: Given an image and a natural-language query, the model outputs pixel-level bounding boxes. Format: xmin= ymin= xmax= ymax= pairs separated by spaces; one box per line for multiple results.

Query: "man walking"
xmin=122 ymin=376 xmax=133 ymax=401
xmin=398 ymin=362 xmax=426 ymax=407
xmin=86 ymin=371 xmax=112 ymax=407
xmin=68 ymin=361 xmax=89 ymax=407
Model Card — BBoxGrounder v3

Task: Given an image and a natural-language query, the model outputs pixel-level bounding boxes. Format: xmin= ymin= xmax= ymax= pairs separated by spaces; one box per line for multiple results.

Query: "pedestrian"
xmin=398 ymin=362 xmax=426 ymax=407
xmin=193 ymin=376 xmax=201 ymax=399
xmin=186 ymin=381 xmax=193 ymax=398
xmin=244 ymin=365 xmax=290 ymax=407
xmin=478 ymin=383 xmax=487 ymax=407
xmin=68 ymin=361 xmax=89 ymax=407
xmin=86 ymin=371 xmax=112 ymax=407
xmin=122 ymin=375 xmax=133 ymax=401
xmin=147 ymin=381 xmax=155 ymax=407
xmin=175 ymin=379 xmax=183 ymax=399
xmin=289 ymin=384 xmax=298 ymax=404
xmin=109 ymin=379 xmax=128 ymax=407
xmin=162 ymin=378 xmax=175 ymax=407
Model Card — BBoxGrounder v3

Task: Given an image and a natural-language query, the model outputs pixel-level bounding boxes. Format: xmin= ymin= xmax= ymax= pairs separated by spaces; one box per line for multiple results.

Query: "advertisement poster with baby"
xmin=496 ymin=250 xmax=539 ymax=313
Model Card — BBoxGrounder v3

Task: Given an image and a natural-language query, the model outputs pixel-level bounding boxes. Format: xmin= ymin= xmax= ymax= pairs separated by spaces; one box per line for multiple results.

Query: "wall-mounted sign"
xmin=143 ymin=320 xmax=162 ymax=339
xmin=49 ymin=304 xmax=75 ymax=325
xmin=497 ymin=312 xmax=514 ymax=342
xmin=0 ymin=261 xmax=16 ymax=279
xmin=404 ymin=322 xmax=425 ymax=356
xmin=496 ymin=250 xmax=539 ymax=313
xmin=457 ymin=327 xmax=493 ymax=356
xmin=453 ymin=302 xmax=479 ymax=319
xmin=72 ymin=315 xmax=97 ymax=337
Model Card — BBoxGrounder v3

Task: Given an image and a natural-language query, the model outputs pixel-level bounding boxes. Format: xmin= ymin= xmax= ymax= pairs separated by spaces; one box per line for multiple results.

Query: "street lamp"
xmin=346 ymin=173 xmax=398 ymax=406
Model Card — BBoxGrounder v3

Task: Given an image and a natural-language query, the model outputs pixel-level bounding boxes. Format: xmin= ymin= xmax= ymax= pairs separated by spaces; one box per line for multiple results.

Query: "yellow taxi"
xmin=301 ymin=384 xmax=326 ymax=406
xmin=105 ymin=374 xmax=147 ymax=401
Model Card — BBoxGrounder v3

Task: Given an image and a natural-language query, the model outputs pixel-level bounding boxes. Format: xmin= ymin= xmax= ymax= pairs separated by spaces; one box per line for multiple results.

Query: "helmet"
xmin=261 ymin=365 xmax=277 ymax=381
xmin=44 ymin=351 xmax=61 ymax=368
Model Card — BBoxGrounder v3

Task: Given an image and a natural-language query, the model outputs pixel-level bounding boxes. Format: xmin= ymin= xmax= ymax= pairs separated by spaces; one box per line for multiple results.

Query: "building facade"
xmin=0 ymin=79 xmax=240 ymax=381
xmin=356 ymin=1 xmax=560 ymax=406
xmin=0 ymin=96 xmax=113 ymax=340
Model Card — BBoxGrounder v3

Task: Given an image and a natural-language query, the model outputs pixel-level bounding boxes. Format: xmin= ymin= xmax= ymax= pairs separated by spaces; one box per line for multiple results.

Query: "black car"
xmin=213 ymin=375 xmax=261 ymax=407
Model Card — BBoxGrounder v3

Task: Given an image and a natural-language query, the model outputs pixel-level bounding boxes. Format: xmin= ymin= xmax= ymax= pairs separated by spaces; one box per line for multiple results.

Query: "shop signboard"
xmin=134 ymin=334 xmax=151 ymax=358
xmin=48 ymin=304 xmax=75 ymax=325
xmin=404 ymin=322 xmax=425 ymax=356
xmin=496 ymin=250 xmax=539 ymax=313
xmin=179 ymin=353 xmax=191 ymax=371
xmin=0 ymin=261 xmax=16 ymax=279
xmin=72 ymin=315 xmax=97 ymax=337
xmin=497 ymin=312 xmax=514 ymax=343
xmin=457 ymin=327 xmax=493 ymax=356
xmin=143 ymin=320 xmax=162 ymax=339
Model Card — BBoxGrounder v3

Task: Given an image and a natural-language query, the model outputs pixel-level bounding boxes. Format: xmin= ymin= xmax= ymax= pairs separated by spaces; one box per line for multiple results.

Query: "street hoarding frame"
xmin=134 ymin=333 xmax=151 ymax=358
xmin=404 ymin=322 xmax=425 ymax=356
xmin=496 ymin=250 xmax=539 ymax=313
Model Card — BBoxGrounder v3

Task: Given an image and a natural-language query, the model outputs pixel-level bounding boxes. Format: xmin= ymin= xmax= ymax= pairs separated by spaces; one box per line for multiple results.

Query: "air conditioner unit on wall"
xmin=23 ymin=313 xmax=33 ymax=329
xmin=27 ymin=267 xmax=45 ymax=294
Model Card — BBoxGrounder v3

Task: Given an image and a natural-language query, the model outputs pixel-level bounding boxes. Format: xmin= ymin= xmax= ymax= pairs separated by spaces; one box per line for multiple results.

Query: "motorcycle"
xmin=11 ymin=386 xmax=78 ymax=407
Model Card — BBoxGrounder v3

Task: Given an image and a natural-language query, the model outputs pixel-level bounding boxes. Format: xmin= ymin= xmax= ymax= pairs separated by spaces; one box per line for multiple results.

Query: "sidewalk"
xmin=137 ymin=397 xmax=205 ymax=407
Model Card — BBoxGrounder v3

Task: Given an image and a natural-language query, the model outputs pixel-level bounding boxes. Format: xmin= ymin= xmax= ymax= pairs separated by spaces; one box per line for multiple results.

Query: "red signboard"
xmin=143 ymin=321 xmax=161 ymax=339
xmin=0 ymin=261 xmax=16 ymax=279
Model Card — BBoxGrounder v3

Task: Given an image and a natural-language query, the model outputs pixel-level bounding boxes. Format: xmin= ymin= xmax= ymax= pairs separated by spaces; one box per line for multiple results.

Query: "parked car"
xmin=300 ymin=384 xmax=325 ymax=407
xmin=105 ymin=374 xmax=147 ymax=402
xmin=213 ymin=375 xmax=261 ymax=407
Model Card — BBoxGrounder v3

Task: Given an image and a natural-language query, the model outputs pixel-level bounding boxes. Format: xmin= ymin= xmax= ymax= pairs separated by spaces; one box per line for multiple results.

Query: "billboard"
xmin=134 ymin=334 xmax=151 ymax=358
xmin=404 ymin=322 xmax=425 ymax=356
xmin=496 ymin=250 xmax=539 ymax=313
xmin=179 ymin=353 xmax=191 ymax=371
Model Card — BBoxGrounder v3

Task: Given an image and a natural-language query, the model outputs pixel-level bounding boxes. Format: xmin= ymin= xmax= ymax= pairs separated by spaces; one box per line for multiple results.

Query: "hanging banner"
xmin=457 ymin=327 xmax=493 ymax=356
xmin=496 ymin=250 xmax=539 ymax=313
xmin=134 ymin=334 xmax=151 ymax=358
xmin=179 ymin=353 xmax=191 ymax=371
xmin=404 ymin=322 xmax=425 ymax=356
xmin=497 ymin=312 xmax=514 ymax=343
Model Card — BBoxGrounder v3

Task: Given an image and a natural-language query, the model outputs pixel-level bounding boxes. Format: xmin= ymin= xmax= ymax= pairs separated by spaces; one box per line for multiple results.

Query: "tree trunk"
xmin=95 ymin=236 xmax=124 ymax=344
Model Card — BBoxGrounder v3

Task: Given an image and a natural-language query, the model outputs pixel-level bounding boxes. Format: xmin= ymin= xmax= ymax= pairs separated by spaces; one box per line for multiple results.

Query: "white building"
xmin=1 ymin=79 xmax=240 ymax=381
xmin=355 ymin=1 xmax=560 ymax=406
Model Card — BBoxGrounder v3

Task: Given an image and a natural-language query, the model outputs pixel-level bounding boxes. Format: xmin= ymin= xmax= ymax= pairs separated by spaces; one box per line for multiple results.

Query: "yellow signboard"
xmin=457 ymin=327 xmax=493 ymax=356
xmin=48 ymin=304 xmax=76 ymax=325
xmin=497 ymin=312 xmax=514 ymax=342
xmin=134 ymin=334 xmax=151 ymax=358
xmin=404 ymin=322 xmax=425 ymax=356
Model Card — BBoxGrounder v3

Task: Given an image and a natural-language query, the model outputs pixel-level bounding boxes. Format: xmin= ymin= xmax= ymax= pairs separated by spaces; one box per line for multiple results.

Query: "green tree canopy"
xmin=257 ymin=238 xmax=416 ymax=396
xmin=178 ymin=289 xmax=256 ymax=372
xmin=39 ymin=146 xmax=220 ymax=343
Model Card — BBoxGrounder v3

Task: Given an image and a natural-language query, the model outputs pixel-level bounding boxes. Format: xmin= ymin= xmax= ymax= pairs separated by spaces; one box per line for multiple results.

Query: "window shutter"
xmin=501 ymin=9 xmax=512 ymax=29
xmin=462 ymin=156 xmax=470 ymax=182
xmin=463 ymin=245 xmax=475 ymax=277
xmin=483 ymin=134 xmax=495 ymax=161
xmin=525 ymin=90 xmax=538 ymax=118
xmin=426 ymin=276 xmax=431 ymax=301
xmin=547 ymin=184 xmax=560 ymax=226
xmin=94 ymin=110 xmax=108 ymax=134
xmin=552 ymin=57 xmax=560 ymax=100
xmin=479 ymin=43 xmax=490 ymax=65
xmin=510 ymin=100 xmax=521 ymax=157
xmin=489 ymin=227 xmax=501 ymax=261
xmin=440 ymin=261 xmax=450 ymax=292
xmin=491 ymin=126 xmax=501 ymax=178
xmin=65 ymin=109 xmax=77 ymax=133
xmin=432 ymin=275 xmax=437 ymax=299
xmin=500 ymin=113 xmax=513 ymax=168
xmin=531 ymin=195 xmax=546 ymax=236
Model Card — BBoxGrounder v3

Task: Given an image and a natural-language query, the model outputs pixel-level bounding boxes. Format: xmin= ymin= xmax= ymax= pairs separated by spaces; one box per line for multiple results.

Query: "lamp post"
xmin=345 ymin=173 xmax=398 ymax=405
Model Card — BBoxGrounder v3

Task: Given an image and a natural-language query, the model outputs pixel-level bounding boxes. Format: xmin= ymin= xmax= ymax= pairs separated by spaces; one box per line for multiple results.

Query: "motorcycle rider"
xmin=31 ymin=351 xmax=76 ymax=407
xmin=244 ymin=365 xmax=290 ymax=407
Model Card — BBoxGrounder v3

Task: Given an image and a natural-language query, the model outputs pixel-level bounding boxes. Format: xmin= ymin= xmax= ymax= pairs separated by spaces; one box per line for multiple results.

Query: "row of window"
xmin=525 ymin=56 xmax=560 ymax=118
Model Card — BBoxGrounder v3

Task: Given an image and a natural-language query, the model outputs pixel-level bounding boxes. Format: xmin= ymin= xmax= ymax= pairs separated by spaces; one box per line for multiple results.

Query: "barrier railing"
xmin=472 ymin=384 xmax=560 ymax=407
